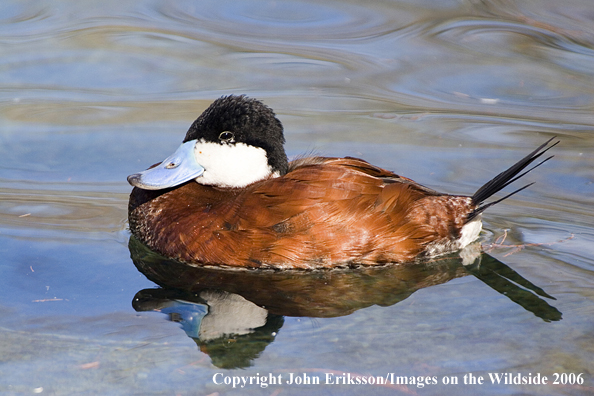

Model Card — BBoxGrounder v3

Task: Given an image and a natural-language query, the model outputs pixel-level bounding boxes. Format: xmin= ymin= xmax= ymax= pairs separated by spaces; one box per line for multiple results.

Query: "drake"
xmin=128 ymin=95 xmax=557 ymax=269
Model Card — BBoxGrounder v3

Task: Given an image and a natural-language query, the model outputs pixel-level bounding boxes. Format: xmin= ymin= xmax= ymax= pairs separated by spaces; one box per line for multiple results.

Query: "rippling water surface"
xmin=1 ymin=0 xmax=593 ymax=395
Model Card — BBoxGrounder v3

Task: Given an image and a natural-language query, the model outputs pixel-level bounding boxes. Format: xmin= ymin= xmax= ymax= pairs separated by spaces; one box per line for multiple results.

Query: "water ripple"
xmin=155 ymin=0 xmax=388 ymax=40
xmin=0 ymin=188 xmax=128 ymax=236
xmin=0 ymin=2 xmax=51 ymax=30
xmin=430 ymin=17 xmax=594 ymax=58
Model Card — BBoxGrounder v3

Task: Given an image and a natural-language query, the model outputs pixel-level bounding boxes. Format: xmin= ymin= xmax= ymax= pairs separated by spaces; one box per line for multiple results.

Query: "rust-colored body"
xmin=129 ymin=157 xmax=473 ymax=269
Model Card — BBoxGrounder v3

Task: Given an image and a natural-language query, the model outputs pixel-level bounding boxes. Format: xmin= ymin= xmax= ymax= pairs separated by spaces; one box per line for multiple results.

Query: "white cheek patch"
xmin=193 ymin=140 xmax=274 ymax=188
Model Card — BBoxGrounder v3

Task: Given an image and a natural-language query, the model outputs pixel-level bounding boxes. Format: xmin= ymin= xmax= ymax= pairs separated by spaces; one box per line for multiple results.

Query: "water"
xmin=1 ymin=0 xmax=593 ymax=394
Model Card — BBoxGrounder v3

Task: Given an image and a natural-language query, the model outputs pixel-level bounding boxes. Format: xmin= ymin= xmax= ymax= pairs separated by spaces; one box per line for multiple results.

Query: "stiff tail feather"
xmin=467 ymin=137 xmax=559 ymax=221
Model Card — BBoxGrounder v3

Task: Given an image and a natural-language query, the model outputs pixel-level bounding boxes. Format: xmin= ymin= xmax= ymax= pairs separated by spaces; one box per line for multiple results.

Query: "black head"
xmin=184 ymin=95 xmax=289 ymax=176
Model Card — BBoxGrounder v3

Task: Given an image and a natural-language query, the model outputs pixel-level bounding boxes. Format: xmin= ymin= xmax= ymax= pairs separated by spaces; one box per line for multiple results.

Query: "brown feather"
xmin=129 ymin=157 xmax=473 ymax=269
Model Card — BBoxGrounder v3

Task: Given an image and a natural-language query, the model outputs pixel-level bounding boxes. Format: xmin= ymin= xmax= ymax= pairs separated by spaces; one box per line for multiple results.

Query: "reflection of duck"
xmin=129 ymin=235 xmax=470 ymax=318
xmin=130 ymin=235 xmax=561 ymax=320
xmin=130 ymin=236 xmax=468 ymax=368
xmin=130 ymin=236 xmax=561 ymax=368
xmin=133 ymin=288 xmax=283 ymax=369
xmin=128 ymin=95 xmax=558 ymax=269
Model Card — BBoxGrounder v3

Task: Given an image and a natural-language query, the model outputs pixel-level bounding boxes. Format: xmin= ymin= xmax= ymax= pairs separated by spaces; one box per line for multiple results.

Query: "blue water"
xmin=1 ymin=0 xmax=593 ymax=395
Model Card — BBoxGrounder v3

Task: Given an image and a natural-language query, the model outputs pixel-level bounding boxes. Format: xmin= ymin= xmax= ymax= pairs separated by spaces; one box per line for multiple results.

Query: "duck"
xmin=127 ymin=95 xmax=557 ymax=270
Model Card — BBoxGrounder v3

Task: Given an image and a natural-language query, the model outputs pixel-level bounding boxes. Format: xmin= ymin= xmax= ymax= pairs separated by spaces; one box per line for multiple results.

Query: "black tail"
xmin=468 ymin=137 xmax=559 ymax=221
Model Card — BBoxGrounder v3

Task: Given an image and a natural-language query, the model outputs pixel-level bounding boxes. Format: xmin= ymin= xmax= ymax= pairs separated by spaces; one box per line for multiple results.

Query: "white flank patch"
xmin=458 ymin=216 xmax=483 ymax=249
xmin=193 ymin=140 xmax=273 ymax=188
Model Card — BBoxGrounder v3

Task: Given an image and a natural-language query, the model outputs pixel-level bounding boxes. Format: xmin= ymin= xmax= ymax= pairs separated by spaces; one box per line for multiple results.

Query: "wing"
xmin=198 ymin=158 xmax=449 ymax=268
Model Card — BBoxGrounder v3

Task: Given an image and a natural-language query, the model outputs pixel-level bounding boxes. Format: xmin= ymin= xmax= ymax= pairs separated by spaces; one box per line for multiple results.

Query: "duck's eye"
xmin=219 ymin=131 xmax=235 ymax=143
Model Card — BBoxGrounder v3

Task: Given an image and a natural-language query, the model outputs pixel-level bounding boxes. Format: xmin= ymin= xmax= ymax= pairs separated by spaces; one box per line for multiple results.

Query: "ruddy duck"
xmin=128 ymin=95 xmax=557 ymax=269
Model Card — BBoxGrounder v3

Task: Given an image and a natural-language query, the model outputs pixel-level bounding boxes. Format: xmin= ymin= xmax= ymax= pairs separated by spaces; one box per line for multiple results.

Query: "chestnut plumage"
xmin=128 ymin=95 xmax=558 ymax=269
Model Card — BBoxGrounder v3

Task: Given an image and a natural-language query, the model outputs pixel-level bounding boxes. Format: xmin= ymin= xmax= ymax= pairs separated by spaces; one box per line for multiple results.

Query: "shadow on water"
xmin=129 ymin=236 xmax=561 ymax=369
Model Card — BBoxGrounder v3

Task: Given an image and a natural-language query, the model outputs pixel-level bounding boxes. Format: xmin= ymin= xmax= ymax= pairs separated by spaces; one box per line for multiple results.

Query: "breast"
xmin=128 ymin=157 xmax=473 ymax=269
